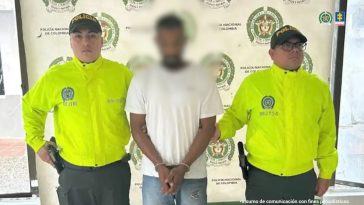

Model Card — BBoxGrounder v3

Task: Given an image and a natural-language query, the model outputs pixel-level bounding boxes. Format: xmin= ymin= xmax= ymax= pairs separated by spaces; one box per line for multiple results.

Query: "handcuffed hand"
xmin=156 ymin=164 xmax=171 ymax=194
xmin=164 ymin=165 xmax=188 ymax=195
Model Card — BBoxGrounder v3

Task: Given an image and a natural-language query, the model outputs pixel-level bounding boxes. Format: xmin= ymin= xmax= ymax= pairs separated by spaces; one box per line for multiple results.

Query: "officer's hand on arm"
xmin=315 ymin=178 xmax=330 ymax=197
xmin=37 ymin=142 xmax=55 ymax=166
xmin=211 ymin=123 xmax=221 ymax=143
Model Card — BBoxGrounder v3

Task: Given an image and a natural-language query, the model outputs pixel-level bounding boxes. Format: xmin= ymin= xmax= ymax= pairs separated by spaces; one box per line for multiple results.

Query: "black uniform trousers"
xmin=57 ymin=157 xmax=131 ymax=205
xmin=246 ymin=165 xmax=317 ymax=205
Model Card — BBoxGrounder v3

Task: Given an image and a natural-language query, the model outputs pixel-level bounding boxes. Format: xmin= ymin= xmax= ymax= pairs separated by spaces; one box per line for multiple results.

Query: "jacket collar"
xmin=271 ymin=63 xmax=303 ymax=80
xmin=72 ymin=56 xmax=103 ymax=72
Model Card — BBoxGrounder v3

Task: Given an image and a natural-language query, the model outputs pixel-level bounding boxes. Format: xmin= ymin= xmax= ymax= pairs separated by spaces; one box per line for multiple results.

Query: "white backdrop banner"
xmin=20 ymin=0 xmax=336 ymax=204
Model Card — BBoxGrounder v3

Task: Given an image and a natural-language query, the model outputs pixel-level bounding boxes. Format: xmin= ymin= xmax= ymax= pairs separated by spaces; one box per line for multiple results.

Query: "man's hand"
xmin=211 ymin=123 xmax=221 ymax=143
xmin=315 ymin=178 xmax=330 ymax=197
xmin=165 ymin=165 xmax=188 ymax=195
xmin=37 ymin=142 xmax=55 ymax=166
xmin=156 ymin=165 xmax=171 ymax=194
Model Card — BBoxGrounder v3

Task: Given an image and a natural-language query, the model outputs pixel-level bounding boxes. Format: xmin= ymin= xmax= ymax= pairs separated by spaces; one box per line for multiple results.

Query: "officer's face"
xmin=70 ymin=28 xmax=103 ymax=63
xmin=269 ymin=38 xmax=304 ymax=70
xmin=156 ymin=27 xmax=186 ymax=61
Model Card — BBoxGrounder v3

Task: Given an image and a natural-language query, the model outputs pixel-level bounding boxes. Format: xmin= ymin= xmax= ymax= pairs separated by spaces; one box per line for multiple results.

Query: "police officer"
xmin=22 ymin=13 xmax=132 ymax=205
xmin=213 ymin=25 xmax=338 ymax=204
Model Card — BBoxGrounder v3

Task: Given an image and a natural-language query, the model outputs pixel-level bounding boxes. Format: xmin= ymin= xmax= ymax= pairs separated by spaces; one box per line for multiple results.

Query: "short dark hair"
xmin=156 ymin=14 xmax=184 ymax=31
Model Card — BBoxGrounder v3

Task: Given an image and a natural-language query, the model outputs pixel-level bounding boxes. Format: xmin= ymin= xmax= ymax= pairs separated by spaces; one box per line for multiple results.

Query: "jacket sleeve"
xmin=316 ymin=85 xmax=338 ymax=179
xmin=218 ymin=78 xmax=250 ymax=140
xmin=22 ymin=72 xmax=56 ymax=152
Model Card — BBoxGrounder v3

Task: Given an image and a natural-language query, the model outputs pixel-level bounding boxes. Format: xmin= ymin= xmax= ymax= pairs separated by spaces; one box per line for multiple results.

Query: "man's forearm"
xmin=132 ymin=129 xmax=163 ymax=165
xmin=130 ymin=113 xmax=163 ymax=165
xmin=182 ymin=117 xmax=216 ymax=166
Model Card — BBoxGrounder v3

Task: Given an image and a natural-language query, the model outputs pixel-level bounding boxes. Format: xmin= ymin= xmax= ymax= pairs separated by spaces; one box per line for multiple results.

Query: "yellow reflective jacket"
xmin=218 ymin=64 xmax=338 ymax=179
xmin=23 ymin=56 xmax=132 ymax=167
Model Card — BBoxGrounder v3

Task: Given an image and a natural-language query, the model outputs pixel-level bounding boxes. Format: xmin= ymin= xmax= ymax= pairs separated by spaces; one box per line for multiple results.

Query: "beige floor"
xmin=0 ymin=197 xmax=39 ymax=205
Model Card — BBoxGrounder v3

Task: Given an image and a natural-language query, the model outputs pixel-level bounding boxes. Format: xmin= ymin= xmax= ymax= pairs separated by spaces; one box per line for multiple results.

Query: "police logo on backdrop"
xmin=129 ymin=140 xmax=143 ymax=170
xmin=127 ymin=55 xmax=155 ymax=73
xmin=43 ymin=0 xmax=78 ymax=13
xmin=201 ymin=0 xmax=232 ymax=9
xmin=335 ymin=12 xmax=346 ymax=26
xmin=283 ymin=0 xmax=310 ymax=4
xmin=201 ymin=52 xmax=235 ymax=91
xmin=122 ymin=0 xmax=153 ymax=11
xmin=92 ymin=12 xmax=119 ymax=50
xmin=247 ymin=7 xmax=283 ymax=45
xmin=206 ymin=139 xmax=235 ymax=166
xmin=302 ymin=52 xmax=313 ymax=73
xmin=319 ymin=11 xmax=333 ymax=25
xmin=61 ymin=87 xmax=75 ymax=101
xmin=49 ymin=56 xmax=72 ymax=68
xmin=261 ymin=96 xmax=275 ymax=109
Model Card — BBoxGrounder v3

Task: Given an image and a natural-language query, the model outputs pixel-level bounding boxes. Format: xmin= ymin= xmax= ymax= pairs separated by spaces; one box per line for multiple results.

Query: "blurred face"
xmin=156 ymin=27 xmax=186 ymax=62
xmin=70 ymin=28 xmax=103 ymax=63
xmin=269 ymin=37 xmax=305 ymax=70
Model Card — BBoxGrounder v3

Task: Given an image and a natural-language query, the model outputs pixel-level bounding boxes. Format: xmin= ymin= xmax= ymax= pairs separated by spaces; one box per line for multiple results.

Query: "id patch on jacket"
xmin=261 ymin=96 xmax=275 ymax=109
xmin=62 ymin=87 xmax=78 ymax=107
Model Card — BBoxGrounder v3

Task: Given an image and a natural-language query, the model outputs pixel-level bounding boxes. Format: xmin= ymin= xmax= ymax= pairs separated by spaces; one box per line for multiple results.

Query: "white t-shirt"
xmin=125 ymin=64 xmax=223 ymax=179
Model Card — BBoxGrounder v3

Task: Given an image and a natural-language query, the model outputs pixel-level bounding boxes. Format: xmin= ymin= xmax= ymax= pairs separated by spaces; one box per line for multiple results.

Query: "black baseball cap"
xmin=270 ymin=25 xmax=307 ymax=49
xmin=69 ymin=13 xmax=102 ymax=34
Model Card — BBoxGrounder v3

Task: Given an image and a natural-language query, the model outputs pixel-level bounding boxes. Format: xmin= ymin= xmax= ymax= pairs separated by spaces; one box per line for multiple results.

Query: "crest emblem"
xmin=92 ymin=12 xmax=119 ymax=50
xmin=42 ymin=0 xmax=78 ymax=13
xmin=201 ymin=0 xmax=232 ymax=9
xmin=247 ymin=7 xmax=283 ymax=44
xmin=261 ymin=96 xmax=275 ymax=109
xmin=335 ymin=12 xmax=346 ymax=26
xmin=302 ymin=52 xmax=313 ymax=73
xmin=122 ymin=0 xmax=152 ymax=11
xmin=206 ymin=139 xmax=235 ymax=166
xmin=319 ymin=11 xmax=333 ymax=25
xmin=201 ymin=52 xmax=235 ymax=91
xmin=129 ymin=140 xmax=143 ymax=170
xmin=61 ymin=87 xmax=75 ymax=101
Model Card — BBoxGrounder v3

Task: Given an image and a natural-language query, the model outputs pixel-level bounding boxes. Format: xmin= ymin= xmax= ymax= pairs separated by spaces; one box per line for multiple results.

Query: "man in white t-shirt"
xmin=125 ymin=14 xmax=223 ymax=205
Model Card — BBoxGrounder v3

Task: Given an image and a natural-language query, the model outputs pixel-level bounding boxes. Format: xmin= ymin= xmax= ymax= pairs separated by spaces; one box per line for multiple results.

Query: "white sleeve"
xmin=125 ymin=75 xmax=146 ymax=114
xmin=200 ymin=76 xmax=224 ymax=119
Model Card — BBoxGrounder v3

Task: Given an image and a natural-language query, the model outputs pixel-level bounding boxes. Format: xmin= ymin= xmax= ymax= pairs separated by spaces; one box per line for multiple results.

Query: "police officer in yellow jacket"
xmin=22 ymin=13 xmax=132 ymax=205
xmin=213 ymin=25 xmax=338 ymax=204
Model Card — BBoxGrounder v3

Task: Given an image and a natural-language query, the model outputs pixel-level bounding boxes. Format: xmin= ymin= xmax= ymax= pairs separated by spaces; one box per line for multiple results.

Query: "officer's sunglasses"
xmin=70 ymin=32 xmax=101 ymax=42
xmin=278 ymin=41 xmax=307 ymax=52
